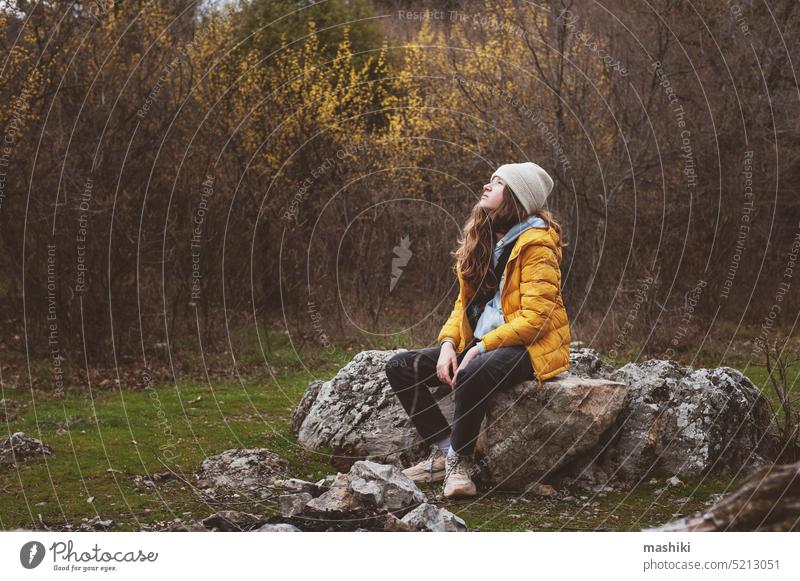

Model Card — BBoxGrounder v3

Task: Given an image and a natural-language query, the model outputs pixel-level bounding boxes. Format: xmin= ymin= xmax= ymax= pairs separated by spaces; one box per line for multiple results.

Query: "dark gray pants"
xmin=384 ymin=339 xmax=535 ymax=456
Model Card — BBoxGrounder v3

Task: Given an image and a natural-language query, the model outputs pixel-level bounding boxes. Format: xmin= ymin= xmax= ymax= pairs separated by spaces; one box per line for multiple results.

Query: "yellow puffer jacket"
xmin=437 ymin=225 xmax=570 ymax=388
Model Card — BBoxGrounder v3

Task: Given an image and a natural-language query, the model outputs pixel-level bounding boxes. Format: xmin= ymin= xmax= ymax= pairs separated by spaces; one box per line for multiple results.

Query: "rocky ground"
xmin=1 ymin=340 xmax=795 ymax=532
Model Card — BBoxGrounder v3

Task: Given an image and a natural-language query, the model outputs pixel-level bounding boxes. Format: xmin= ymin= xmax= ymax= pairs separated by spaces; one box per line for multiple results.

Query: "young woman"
xmin=384 ymin=162 xmax=571 ymax=498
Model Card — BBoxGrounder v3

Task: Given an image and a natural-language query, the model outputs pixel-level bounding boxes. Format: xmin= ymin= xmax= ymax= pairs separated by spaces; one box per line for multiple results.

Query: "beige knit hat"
xmin=491 ymin=162 xmax=554 ymax=214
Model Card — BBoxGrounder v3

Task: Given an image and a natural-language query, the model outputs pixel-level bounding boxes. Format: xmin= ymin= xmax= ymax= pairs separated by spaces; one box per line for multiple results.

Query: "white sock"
xmin=436 ymin=434 xmax=451 ymax=451
xmin=447 ymin=445 xmax=458 ymax=461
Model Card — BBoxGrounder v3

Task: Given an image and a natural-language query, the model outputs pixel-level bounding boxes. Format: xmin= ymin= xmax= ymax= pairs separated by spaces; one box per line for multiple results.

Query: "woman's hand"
xmin=453 ymin=345 xmax=481 ymax=386
xmin=436 ymin=342 xmax=459 ymax=386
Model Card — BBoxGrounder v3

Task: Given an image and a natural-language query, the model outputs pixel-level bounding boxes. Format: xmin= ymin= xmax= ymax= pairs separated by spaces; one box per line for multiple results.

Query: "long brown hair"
xmin=453 ymin=184 xmax=566 ymax=301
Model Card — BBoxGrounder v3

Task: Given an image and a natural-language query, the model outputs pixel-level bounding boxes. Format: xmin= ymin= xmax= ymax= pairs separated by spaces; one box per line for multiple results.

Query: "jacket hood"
xmin=458 ymin=224 xmax=562 ymax=294
xmin=493 ymin=214 xmax=547 ymax=266
xmin=509 ymin=224 xmax=562 ymax=262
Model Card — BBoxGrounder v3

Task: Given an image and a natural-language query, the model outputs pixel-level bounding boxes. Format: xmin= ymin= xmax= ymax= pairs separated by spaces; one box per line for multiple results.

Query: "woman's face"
xmin=480 ymin=175 xmax=505 ymax=211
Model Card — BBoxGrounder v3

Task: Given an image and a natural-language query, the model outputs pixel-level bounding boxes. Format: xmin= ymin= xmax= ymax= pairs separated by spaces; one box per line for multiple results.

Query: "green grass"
xmin=0 ymin=326 xmax=796 ymax=531
xmin=1 ymin=370 xmax=336 ymax=530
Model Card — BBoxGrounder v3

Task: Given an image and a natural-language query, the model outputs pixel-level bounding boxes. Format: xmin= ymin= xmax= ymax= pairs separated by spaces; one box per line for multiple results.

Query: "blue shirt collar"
xmin=491 ymin=214 xmax=547 ymax=267
xmin=495 ymin=214 xmax=546 ymax=252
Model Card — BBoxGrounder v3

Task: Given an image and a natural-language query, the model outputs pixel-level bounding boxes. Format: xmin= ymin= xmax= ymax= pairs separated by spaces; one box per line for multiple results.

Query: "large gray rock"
xmin=291 ymin=379 xmax=323 ymax=435
xmin=473 ymin=372 xmax=628 ymax=491
xmin=294 ymin=348 xmax=624 ymax=481
xmin=568 ymin=346 xmax=616 ymax=379
xmin=294 ymin=348 xmax=777 ymax=492
xmin=295 ymin=350 xmax=451 ymax=469
xmin=562 ymin=359 xmax=776 ymax=489
xmin=294 ymin=349 xmax=610 ymax=469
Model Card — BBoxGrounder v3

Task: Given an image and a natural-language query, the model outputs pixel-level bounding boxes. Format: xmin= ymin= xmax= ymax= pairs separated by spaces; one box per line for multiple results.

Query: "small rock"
xmin=382 ymin=512 xmax=415 ymax=532
xmin=349 ymin=477 xmax=384 ymax=507
xmin=201 ymin=510 xmax=268 ymax=532
xmin=165 ymin=520 xmax=207 ymax=532
xmin=80 ymin=516 xmax=113 ymax=531
xmin=305 ymin=474 xmax=360 ymax=514
xmin=315 ymin=474 xmax=338 ymax=488
xmin=256 ymin=523 xmax=302 ymax=532
xmin=526 ymin=483 xmax=557 ymax=497
xmin=151 ymin=471 xmax=174 ymax=483
xmin=278 ymin=493 xmax=313 ymax=518
xmin=195 ymin=449 xmax=288 ymax=497
xmin=347 ymin=460 xmax=425 ymax=513
xmin=400 ymin=503 xmax=468 ymax=532
xmin=273 ymin=478 xmax=324 ymax=496
xmin=0 ymin=432 xmax=54 ymax=464
xmin=133 ymin=475 xmax=156 ymax=488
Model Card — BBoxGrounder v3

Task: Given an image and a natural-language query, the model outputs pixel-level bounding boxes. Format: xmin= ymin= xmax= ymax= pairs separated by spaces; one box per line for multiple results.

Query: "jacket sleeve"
xmin=479 ymin=243 xmax=561 ymax=352
xmin=437 ymin=292 xmax=463 ymax=347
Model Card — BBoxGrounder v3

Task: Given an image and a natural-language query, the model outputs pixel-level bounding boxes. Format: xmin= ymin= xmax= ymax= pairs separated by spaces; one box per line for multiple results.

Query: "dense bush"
xmin=1 ymin=0 xmax=798 ymax=372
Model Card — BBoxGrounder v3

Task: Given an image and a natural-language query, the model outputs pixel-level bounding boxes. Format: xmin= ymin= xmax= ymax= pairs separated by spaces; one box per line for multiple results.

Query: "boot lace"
xmin=444 ymin=450 xmax=470 ymax=483
xmin=425 ymin=444 xmax=443 ymax=479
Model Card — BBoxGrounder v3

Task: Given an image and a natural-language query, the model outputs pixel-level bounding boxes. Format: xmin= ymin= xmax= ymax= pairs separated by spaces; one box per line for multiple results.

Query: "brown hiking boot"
xmin=401 ymin=445 xmax=447 ymax=483
xmin=442 ymin=450 xmax=477 ymax=498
